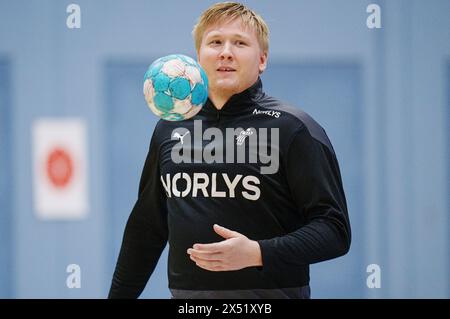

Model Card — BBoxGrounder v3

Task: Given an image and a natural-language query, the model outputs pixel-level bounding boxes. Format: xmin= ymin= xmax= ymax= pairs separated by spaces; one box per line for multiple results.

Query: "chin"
xmin=213 ymin=80 xmax=239 ymax=94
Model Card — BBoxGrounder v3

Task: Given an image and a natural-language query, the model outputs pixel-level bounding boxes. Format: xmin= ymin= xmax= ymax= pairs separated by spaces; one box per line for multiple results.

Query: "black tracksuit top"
xmin=109 ymin=78 xmax=351 ymax=298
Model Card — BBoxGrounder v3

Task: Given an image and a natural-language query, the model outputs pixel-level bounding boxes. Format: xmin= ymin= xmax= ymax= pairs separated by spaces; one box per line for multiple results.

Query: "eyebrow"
xmin=205 ymin=32 xmax=251 ymax=41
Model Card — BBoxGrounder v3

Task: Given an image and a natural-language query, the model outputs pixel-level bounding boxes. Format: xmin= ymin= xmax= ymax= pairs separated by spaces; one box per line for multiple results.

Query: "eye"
xmin=236 ymin=40 xmax=247 ymax=46
xmin=209 ymin=40 xmax=221 ymax=45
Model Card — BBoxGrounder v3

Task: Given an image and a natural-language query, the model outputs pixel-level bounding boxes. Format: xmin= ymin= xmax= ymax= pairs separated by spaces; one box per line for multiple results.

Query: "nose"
xmin=219 ymin=42 xmax=233 ymax=61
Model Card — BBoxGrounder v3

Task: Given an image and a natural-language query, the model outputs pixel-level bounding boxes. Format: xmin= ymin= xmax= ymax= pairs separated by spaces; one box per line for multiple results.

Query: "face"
xmin=198 ymin=18 xmax=267 ymax=100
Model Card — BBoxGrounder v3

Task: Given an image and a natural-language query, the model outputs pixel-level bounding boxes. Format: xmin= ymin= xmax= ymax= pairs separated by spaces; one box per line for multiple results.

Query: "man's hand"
xmin=187 ymin=224 xmax=263 ymax=271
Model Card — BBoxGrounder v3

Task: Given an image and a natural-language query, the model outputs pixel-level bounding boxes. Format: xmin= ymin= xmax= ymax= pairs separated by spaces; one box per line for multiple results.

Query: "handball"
xmin=143 ymin=54 xmax=208 ymax=121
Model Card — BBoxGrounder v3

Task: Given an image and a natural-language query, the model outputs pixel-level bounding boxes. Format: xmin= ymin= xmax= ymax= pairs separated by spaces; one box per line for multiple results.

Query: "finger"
xmin=189 ymin=253 xmax=222 ymax=263
xmin=190 ymin=255 xmax=224 ymax=272
xmin=213 ymin=224 xmax=242 ymax=239
xmin=188 ymin=249 xmax=223 ymax=261
xmin=192 ymin=242 xmax=223 ymax=252
xmin=187 ymin=248 xmax=219 ymax=255
xmin=189 ymin=254 xmax=221 ymax=268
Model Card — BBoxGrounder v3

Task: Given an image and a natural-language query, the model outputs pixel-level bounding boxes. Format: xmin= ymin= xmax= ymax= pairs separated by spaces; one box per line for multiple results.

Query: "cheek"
xmin=200 ymin=58 xmax=216 ymax=72
xmin=200 ymin=48 xmax=217 ymax=60
xmin=241 ymin=60 xmax=258 ymax=75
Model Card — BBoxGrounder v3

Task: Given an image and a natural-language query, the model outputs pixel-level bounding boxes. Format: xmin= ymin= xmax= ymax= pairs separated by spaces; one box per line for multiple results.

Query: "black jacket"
xmin=109 ymin=78 xmax=351 ymax=298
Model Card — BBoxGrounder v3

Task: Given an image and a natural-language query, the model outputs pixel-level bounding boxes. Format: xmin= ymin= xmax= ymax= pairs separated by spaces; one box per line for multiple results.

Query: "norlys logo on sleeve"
xmin=253 ymin=108 xmax=281 ymax=118
xmin=170 ymin=120 xmax=279 ymax=175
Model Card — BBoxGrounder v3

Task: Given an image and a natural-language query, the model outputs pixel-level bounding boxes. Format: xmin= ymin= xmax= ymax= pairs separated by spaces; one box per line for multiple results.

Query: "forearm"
xmin=257 ymin=215 xmax=350 ymax=273
xmin=109 ymin=210 xmax=167 ymax=298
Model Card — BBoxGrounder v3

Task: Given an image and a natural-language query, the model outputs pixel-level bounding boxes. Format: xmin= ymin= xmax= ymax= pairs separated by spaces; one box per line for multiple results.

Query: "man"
xmin=109 ymin=2 xmax=350 ymax=299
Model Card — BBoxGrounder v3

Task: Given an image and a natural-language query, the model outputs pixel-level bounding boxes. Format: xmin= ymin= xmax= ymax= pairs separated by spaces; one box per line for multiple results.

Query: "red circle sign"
xmin=46 ymin=147 xmax=73 ymax=188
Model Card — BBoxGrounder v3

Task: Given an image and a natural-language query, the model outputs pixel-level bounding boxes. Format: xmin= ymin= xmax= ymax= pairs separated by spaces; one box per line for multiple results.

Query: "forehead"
xmin=202 ymin=18 xmax=257 ymax=40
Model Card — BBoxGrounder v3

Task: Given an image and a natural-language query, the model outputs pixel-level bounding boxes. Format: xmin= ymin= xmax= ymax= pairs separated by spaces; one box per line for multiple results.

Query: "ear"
xmin=258 ymin=51 xmax=268 ymax=74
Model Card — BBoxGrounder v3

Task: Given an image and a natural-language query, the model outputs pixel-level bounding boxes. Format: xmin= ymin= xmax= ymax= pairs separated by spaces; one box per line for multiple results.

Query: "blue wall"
xmin=0 ymin=0 xmax=448 ymax=298
xmin=0 ymin=58 xmax=13 ymax=298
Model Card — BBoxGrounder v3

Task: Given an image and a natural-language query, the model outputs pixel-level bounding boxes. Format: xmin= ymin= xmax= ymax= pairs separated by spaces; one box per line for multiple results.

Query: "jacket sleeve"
xmin=258 ymin=126 xmax=351 ymax=274
xmin=108 ymin=128 xmax=168 ymax=299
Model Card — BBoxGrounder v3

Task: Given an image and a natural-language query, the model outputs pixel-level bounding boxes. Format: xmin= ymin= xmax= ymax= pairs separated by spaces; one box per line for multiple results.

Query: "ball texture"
xmin=143 ymin=54 xmax=208 ymax=121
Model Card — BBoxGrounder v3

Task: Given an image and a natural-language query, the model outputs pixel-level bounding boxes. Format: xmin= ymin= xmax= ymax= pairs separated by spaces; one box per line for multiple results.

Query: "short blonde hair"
xmin=192 ymin=2 xmax=269 ymax=54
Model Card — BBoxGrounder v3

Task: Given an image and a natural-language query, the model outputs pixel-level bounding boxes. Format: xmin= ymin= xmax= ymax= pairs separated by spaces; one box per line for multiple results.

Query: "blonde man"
xmin=109 ymin=2 xmax=350 ymax=299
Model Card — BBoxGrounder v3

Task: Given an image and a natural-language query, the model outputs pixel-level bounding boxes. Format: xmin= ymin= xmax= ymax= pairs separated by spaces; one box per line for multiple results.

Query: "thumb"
xmin=213 ymin=224 xmax=241 ymax=239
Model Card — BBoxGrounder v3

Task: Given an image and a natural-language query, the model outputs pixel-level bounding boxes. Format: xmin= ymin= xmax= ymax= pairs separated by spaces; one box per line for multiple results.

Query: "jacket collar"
xmin=200 ymin=77 xmax=264 ymax=117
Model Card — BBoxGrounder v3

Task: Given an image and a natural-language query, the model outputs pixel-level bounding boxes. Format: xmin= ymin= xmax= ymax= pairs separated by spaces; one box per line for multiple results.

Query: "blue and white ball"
xmin=143 ymin=54 xmax=208 ymax=121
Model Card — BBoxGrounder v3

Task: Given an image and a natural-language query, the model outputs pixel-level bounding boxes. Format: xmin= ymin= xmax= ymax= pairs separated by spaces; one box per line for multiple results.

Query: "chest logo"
xmin=253 ymin=108 xmax=281 ymax=118
xmin=236 ymin=128 xmax=254 ymax=146
xmin=172 ymin=131 xmax=190 ymax=145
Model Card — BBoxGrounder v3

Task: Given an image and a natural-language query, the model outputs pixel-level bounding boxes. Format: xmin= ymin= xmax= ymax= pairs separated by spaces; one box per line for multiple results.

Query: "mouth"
xmin=216 ymin=66 xmax=236 ymax=72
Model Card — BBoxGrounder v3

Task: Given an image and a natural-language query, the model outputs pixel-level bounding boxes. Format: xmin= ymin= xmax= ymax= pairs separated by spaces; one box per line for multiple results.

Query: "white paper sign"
xmin=32 ymin=118 xmax=89 ymax=220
